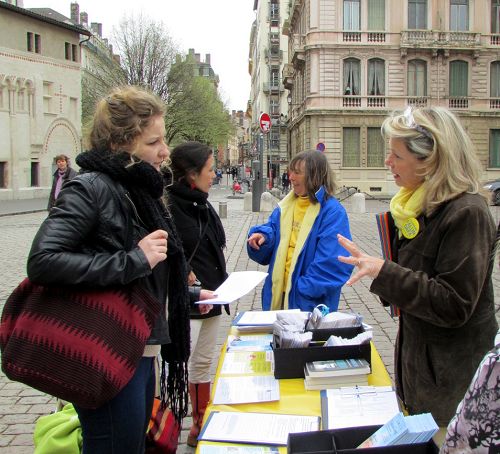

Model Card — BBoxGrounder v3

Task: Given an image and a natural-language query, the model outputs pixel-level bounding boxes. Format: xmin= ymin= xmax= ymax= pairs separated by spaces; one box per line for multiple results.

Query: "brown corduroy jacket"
xmin=370 ymin=192 xmax=498 ymax=426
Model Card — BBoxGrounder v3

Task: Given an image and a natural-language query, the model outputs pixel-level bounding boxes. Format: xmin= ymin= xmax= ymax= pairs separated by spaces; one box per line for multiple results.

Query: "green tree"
xmin=165 ymin=56 xmax=234 ymax=146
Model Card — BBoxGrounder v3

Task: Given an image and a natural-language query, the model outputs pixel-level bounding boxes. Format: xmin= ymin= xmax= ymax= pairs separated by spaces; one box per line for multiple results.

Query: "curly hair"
xmin=89 ymin=85 xmax=165 ymax=152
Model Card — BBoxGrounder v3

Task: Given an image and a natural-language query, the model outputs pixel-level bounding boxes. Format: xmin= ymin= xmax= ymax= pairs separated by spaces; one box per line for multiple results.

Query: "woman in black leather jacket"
xmin=167 ymin=141 xmax=228 ymax=447
xmin=27 ymin=86 xmax=212 ymax=454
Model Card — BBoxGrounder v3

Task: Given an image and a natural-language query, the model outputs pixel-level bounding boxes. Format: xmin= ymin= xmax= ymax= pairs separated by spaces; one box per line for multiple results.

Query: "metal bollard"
xmin=219 ymin=201 xmax=227 ymax=219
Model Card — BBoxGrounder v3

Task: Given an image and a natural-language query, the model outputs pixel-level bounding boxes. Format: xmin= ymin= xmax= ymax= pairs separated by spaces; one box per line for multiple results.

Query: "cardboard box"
xmin=272 ymin=327 xmax=371 ymax=379
xmin=288 ymin=425 xmax=439 ymax=453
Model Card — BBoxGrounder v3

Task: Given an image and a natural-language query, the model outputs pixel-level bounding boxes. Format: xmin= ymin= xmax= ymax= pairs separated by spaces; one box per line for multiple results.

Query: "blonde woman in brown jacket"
xmin=337 ymin=106 xmax=498 ymax=446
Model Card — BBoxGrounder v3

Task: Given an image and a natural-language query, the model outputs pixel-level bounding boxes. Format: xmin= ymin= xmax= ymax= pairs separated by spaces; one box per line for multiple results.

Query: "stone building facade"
xmin=0 ymin=2 xmax=90 ymax=201
xmin=284 ymin=0 xmax=500 ymax=195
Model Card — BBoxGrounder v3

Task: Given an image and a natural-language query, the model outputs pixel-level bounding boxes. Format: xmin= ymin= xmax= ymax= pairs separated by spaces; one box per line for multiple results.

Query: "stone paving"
xmin=0 ymin=186 xmax=499 ymax=453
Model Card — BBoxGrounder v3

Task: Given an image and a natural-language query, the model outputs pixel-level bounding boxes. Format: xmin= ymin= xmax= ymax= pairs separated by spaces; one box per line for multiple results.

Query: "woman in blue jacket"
xmin=247 ymin=150 xmax=353 ymax=312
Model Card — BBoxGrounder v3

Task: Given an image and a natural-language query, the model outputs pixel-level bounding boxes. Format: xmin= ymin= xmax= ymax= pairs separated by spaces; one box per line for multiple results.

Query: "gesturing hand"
xmin=138 ymin=229 xmax=168 ymax=269
xmin=247 ymin=233 xmax=266 ymax=250
xmin=337 ymin=234 xmax=384 ymax=286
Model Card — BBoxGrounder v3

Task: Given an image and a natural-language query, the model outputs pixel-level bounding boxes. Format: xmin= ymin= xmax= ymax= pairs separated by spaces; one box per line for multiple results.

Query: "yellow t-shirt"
xmin=284 ymin=196 xmax=311 ymax=285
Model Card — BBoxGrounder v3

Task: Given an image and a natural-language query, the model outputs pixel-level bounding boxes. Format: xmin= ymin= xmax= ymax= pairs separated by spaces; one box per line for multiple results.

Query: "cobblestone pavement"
xmin=0 ymin=186 xmax=499 ymax=453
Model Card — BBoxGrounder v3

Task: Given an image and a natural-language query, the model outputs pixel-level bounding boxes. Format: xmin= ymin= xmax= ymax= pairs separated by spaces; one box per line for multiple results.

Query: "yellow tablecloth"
xmin=196 ymin=334 xmax=393 ymax=452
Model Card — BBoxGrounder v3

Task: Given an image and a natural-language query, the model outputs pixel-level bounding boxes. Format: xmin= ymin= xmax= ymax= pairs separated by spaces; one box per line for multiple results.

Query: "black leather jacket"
xmin=28 ymin=171 xmax=171 ymax=345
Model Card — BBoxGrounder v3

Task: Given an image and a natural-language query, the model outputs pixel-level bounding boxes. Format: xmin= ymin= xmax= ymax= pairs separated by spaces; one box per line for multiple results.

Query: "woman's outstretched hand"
xmin=337 ymin=234 xmax=384 ymax=286
xmin=247 ymin=233 xmax=266 ymax=250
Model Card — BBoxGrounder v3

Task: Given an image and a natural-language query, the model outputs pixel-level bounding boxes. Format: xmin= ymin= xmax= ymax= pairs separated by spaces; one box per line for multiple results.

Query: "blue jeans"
xmin=74 ymin=357 xmax=156 ymax=454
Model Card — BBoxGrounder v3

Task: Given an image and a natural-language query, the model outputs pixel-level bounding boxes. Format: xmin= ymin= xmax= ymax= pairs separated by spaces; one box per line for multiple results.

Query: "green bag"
xmin=33 ymin=403 xmax=82 ymax=454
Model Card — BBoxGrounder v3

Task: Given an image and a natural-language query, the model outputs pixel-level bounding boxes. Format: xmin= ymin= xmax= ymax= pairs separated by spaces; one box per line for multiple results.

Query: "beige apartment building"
xmin=250 ymin=0 xmax=290 ymax=188
xmin=284 ymin=0 xmax=500 ymax=195
xmin=0 ymin=2 xmax=90 ymax=201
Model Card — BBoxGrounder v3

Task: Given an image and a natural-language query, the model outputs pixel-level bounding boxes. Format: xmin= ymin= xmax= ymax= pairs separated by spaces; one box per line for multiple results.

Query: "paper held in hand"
xmin=195 ymin=271 xmax=268 ymax=305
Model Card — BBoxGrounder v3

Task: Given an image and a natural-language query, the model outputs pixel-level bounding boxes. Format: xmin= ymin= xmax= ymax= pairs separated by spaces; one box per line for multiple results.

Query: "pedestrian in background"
xmin=47 ymin=154 xmax=77 ymax=210
xmin=28 ymin=86 xmax=212 ymax=453
xmin=247 ymin=150 xmax=353 ymax=313
xmin=337 ymin=106 xmax=498 ymax=444
xmin=167 ymin=141 xmax=228 ymax=447
xmin=281 ymin=169 xmax=290 ymax=193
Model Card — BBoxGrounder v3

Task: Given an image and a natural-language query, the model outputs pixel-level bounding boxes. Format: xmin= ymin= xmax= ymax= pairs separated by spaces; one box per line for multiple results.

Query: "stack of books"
xmin=303 ymin=358 xmax=370 ymax=390
xmin=358 ymin=412 xmax=439 ymax=447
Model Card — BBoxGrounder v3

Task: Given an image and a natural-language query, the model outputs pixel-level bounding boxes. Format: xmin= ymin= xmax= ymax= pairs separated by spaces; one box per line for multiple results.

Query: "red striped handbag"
xmin=0 ymin=278 xmax=161 ymax=408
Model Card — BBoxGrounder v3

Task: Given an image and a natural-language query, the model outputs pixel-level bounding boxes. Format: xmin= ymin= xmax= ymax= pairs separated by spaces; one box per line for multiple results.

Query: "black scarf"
xmin=168 ymin=182 xmax=226 ymax=249
xmin=76 ymin=149 xmax=190 ymax=422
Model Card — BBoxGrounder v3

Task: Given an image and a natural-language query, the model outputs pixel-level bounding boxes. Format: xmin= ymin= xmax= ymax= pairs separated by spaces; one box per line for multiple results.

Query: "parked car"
xmin=484 ymin=179 xmax=500 ymax=205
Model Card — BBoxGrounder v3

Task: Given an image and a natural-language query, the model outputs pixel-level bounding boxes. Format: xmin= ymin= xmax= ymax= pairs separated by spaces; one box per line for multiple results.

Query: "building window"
xmin=344 ymin=0 xmax=360 ymax=30
xmin=492 ymin=61 xmax=500 ymax=97
xmin=368 ymin=0 xmax=385 ymax=30
xmin=31 ymin=162 xmax=40 ymax=187
xmin=270 ymin=66 xmax=280 ymax=89
xmin=43 ymin=81 xmax=53 ymax=113
xmin=65 ymin=42 xmax=71 ymax=60
xmin=368 ymin=58 xmax=385 ymax=95
xmin=450 ymin=0 xmax=468 ymax=31
xmin=343 ymin=58 xmax=360 ymax=95
xmin=0 ymin=162 xmax=6 ymax=188
xmin=408 ymin=59 xmax=427 ymax=96
xmin=367 ymin=128 xmax=385 ymax=167
xmin=270 ymin=0 xmax=280 ymax=27
xmin=450 ymin=60 xmax=468 ymax=97
xmin=343 ymin=127 xmax=360 ymax=167
xmin=27 ymin=32 xmax=41 ymax=53
xmin=408 ymin=0 xmax=427 ymax=29
xmin=72 ymin=44 xmax=77 ymax=62
xmin=489 ymin=129 xmax=500 ymax=167
xmin=34 ymin=33 xmax=41 ymax=53
xmin=493 ymin=0 xmax=500 ymax=33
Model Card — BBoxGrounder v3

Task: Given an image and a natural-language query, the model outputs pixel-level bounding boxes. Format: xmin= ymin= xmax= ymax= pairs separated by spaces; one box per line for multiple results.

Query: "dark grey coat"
xmin=370 ymin=193 xmax=498 ymax=426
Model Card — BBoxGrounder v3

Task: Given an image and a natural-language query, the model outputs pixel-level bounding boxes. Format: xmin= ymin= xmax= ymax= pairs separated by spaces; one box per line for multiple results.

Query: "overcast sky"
xmin=23 ymin=0 xmax=256 ymax=112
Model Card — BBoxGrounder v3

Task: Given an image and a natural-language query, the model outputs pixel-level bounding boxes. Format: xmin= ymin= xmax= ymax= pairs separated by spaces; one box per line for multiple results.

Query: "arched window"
xmin=368 ymin=58 xmax=385 ymax=95
xmin=408 ymin=59 xmax=427 ymax=96
xmin=343 ymin=58 xmax=360 ymax=95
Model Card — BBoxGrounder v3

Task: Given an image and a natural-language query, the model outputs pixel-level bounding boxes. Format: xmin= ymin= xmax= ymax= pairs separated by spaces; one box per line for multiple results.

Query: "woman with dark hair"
xmin=167 ymin=141 xmax=228 ymax=447
xmin=247 ymin=150 xmax=353 ymax=312
xmin=27 ymin=87 xmax=212 ymax=453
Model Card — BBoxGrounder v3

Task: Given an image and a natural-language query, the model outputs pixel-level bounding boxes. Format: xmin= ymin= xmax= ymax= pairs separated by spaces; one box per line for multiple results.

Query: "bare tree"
xmin=112 ymin=14 xmax=178 ymax=100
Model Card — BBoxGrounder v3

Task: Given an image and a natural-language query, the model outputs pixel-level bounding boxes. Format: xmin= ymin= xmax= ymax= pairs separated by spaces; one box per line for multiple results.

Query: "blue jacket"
xmin=247 ymin=187 xmax=353 ymax=312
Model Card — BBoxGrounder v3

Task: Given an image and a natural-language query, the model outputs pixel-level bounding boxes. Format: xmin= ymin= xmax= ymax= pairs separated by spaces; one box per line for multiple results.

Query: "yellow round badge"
xmin=401 ymin=217 xmax=419 ymax=239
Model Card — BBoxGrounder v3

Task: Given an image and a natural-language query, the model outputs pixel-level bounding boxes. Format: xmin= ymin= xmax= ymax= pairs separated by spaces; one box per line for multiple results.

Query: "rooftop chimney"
xmin=80 ymin=12 xmax=88 ymax=28
xmin=91 ymin=22 xmax=102 ymax=37
xmin=70 ymin=2 xmax=80 ymax=24
xmin=205 ymin=54 xmax=211 ymax=65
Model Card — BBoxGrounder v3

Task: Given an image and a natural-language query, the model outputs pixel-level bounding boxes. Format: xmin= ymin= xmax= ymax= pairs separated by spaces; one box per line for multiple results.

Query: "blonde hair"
xmin=289 ymin=150 xmax=336 ymax=203
xmin=382 ymin=106 xmax=485 ymax=215
xmin=89 ymin=85 xmax=165 ymax=152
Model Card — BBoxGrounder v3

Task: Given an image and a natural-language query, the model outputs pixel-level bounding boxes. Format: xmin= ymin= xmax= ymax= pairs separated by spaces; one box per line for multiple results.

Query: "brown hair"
xmin=289 ymin=150 xmax=336 ymax=203
xmin=54 ymin=154 xmax=69 ymax=163
xmin=89 ymin=86 xmax=165 ymax=152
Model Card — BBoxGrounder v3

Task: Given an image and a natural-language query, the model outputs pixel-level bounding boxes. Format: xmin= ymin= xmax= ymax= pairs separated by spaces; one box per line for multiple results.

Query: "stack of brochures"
xmin=233 ymin=309 xmax=306 ymax=333
xmin=358 ymin=412 xmax=439 ymax=448
xmin=303 ymin=358 xmax=370 ymax=390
